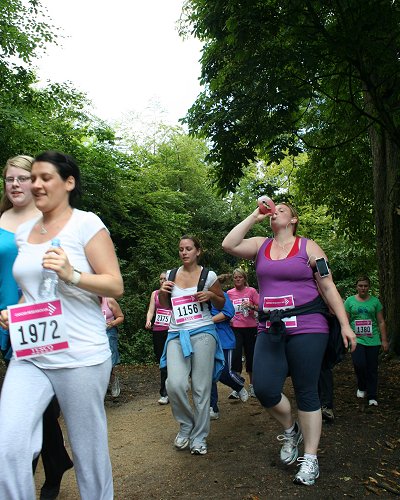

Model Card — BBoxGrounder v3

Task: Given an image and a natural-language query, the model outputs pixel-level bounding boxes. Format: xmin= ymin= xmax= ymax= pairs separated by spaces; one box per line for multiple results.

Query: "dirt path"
xmin=29 ymin=357 xmax=400 ymax=498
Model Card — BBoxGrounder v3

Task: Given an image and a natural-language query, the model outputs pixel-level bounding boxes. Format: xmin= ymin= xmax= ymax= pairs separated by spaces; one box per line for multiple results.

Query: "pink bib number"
xmin=154 ymin=308 xmax=172 ymax=327
xmin=8 ymin=299 xmax=69 ymax=359
xmin=354 ymin=319 xmax=372 ymax=337
xmin=171 ymin=295 xmax=203 ymax=325
xmin=263 ymin=295 xmax=297 ymax=329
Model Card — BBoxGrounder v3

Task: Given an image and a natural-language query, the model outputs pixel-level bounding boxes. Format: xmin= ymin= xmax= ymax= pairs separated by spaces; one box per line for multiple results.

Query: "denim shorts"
xmin=106 ymin=327 xmax=120 ymax=367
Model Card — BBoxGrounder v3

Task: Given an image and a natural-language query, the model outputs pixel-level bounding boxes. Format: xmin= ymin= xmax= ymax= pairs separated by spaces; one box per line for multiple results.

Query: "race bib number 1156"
xmin=171 ymin=295 xmax=203 ymax=325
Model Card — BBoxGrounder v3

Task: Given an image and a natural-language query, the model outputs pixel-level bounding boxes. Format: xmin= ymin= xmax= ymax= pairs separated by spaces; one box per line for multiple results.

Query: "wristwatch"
xmin=66 ymin=268 xmax=82 ymax=286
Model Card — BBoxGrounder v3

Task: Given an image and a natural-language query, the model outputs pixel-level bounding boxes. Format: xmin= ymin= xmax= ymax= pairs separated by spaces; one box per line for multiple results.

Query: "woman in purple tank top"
xmin=222 ymin=202 xmax=356 ymax=486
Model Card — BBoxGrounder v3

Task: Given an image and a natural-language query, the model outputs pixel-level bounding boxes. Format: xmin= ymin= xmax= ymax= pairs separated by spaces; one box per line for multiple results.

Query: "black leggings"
xmin=351 ymin=343 xmax=380 ymax=400
xmin=253 ymin=331 xmax=328 ymax=412
xmin=152 ymin=330 xmax=168 ymax=397
xmin=231 ymin=327 xmax=257 ymax=373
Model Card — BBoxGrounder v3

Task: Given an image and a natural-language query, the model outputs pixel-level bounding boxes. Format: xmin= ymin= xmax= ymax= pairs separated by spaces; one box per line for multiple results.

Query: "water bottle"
xmin=242 ymin=299 xmax=249 ymax=317
xmin=257 ymin=195 xmax=276 ymax=215
xmin=38 ymin=238 xmax=61 ymax=300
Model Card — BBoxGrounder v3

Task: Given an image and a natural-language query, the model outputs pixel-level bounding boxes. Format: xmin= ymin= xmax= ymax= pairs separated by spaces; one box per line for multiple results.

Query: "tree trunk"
xmin=369 ymin=125 xmax=400 ymax=354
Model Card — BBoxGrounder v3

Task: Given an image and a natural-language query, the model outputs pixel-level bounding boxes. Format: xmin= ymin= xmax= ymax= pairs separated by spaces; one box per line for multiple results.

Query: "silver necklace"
xmin=275 ymin=240 xmax=287 ymax=251
xmin=274 ymin=238 xmax=294 ymax=250
xmin=39 ymin=210 xmax=71 ymax=235
xmin=273 ymin=238 xmax=295 ymax=257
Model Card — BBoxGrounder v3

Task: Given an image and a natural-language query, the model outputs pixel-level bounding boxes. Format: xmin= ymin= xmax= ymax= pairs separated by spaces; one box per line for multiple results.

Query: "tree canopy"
xmin=183 ymin=0 xmax=400 ymax=187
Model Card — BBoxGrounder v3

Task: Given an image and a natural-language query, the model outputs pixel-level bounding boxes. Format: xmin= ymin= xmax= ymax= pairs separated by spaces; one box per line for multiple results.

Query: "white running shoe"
xmin=357 ymin=389 xmax=366 ymax=398
xmin=174 ymin=434 xmax=189 ymax=450
xmin=111 ymin=376 xmax=121 ymax=398
xmin=237 ymin=387 xmax=249 ymax=402
xmin=228 ymin=390 xmax=239 ymax=400
xmin=277 ymin=422 xmax=303 ymax=465
xmin=368 ymin=399 xmax=378 ymax=406
xmin=293 ymin=456 xmax=320 ymax=486
xmin=158 ymin=395 xmax=169 ymax=405
xmin=321 ymin=406 xmax=335 ymax=422
xmin=209 ymin=407 xmax=219 ymax=420
xmin=191 ymin=445 xmax=207 ymax=455
xmin=248 ymin=384 xmax=256 ymax=398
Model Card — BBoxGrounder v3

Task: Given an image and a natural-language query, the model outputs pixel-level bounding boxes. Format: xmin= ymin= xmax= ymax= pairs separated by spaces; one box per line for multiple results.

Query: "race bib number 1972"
xmin=8 ymin=300 xmax=69 ymax=360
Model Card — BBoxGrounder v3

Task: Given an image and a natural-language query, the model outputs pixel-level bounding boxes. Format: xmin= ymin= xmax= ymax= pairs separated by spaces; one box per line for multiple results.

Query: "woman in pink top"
xmin=146 ymin=272 xmax=171 ymax=405
xmin=227 ymin=268 xmax=259 ymax=397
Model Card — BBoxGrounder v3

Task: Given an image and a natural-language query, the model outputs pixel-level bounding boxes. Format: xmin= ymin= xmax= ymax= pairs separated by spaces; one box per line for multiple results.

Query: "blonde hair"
xmin=233 ymin=268 xmax=248 ymax=286
xmin=0 ymin=155 xmax=34 ymax=215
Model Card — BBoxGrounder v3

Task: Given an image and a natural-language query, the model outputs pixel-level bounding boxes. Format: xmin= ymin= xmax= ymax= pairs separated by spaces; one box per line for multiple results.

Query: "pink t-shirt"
xmin=101 ymin=297 xmax=114 ymax=322
xmin=227 ymin=286 xmax=259 ymax=328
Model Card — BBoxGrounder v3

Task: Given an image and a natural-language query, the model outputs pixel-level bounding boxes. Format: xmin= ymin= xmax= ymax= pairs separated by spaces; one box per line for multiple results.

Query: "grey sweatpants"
xmin=166 ymin=332 xmax=216 ymax=448
xmin=0 ymin=358 xmax=113 ymax=500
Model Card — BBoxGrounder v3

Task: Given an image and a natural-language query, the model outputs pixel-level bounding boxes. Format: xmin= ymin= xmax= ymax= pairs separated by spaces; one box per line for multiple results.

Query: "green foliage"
xmin=0 ymin=0 xmax=118 ymax=165
xmin=117 ymin=293 xmax=155 ymax=365
xmin=295 ymin=97 xmax=375 ymax=245
xmin=0 ymin=0 xmax=57 ymax=65
xmin=119 ymin=328 xmax=155 ymax=365
xmin=183 ymin=0 xmax=400 ymax=190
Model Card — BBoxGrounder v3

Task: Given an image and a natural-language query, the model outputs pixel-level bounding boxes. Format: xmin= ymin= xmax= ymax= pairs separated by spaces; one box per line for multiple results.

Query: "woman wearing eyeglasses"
xmin=0 ymin=155 xmax=73 ymax=499
xmin=1 ymin=157 xmax=40 ymax=359
xmin=0 ymin=151 xmax=123 ymax=499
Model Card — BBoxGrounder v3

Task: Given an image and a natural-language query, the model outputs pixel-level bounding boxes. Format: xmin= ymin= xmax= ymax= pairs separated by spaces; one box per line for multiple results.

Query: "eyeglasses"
xmin=4 ymin=175 xmax=31 ymax=184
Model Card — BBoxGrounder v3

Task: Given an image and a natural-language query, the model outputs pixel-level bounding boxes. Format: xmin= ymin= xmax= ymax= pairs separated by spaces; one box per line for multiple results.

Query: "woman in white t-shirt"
xmin=0 ymin=150 xmax=123 ymax=500
xmin=159 ymin=235 xmax=225 ymax=456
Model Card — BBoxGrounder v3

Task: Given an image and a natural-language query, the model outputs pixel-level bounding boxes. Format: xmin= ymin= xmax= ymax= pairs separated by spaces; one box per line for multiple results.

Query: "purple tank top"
xmin=255 ymin=237 xmax=328 ymax=335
